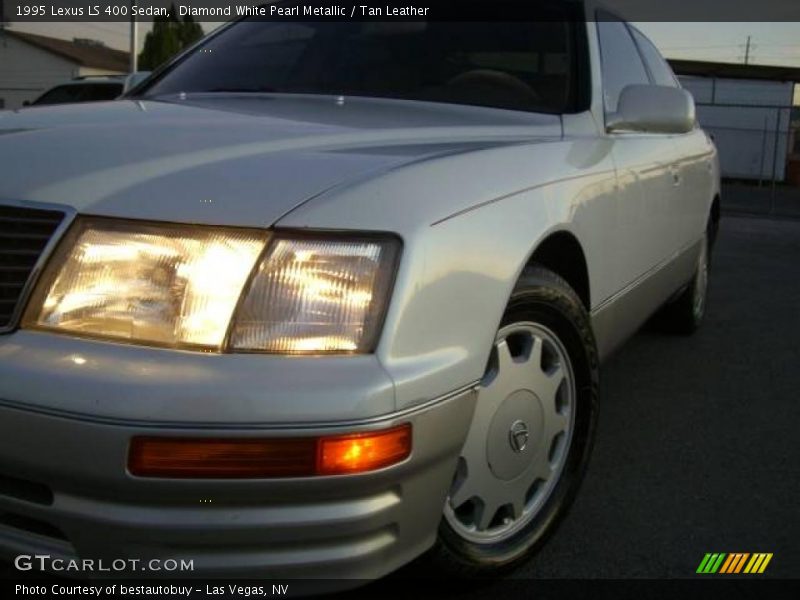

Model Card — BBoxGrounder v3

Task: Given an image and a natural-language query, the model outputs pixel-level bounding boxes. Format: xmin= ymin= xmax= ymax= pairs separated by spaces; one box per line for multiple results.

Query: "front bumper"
xmin=0 ymin=332 xmax=477 ymax=579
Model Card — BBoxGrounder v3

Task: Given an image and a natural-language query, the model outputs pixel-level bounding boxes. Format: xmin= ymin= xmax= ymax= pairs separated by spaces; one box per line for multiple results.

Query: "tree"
xmin=138 ymin=5 xmax=203 ymax=70
xmin=178 ymin=13 xmax=204 ymax=48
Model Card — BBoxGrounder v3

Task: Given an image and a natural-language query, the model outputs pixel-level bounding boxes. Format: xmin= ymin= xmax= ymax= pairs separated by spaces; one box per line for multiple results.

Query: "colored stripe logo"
xmin=697 ymin=553 xmax=773 ymax=574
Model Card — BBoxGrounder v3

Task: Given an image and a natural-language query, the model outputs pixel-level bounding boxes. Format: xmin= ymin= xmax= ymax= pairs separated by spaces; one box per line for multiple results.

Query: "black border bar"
xmin=3 ymin=0 xmax=800 ymax=23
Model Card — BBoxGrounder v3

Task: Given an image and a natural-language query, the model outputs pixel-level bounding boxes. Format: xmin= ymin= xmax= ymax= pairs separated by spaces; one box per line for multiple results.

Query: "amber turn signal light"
xmin=128 ymin=424 xmax=411 ymax=478
xmin=318 ymin=424 xmax=412 ymax=476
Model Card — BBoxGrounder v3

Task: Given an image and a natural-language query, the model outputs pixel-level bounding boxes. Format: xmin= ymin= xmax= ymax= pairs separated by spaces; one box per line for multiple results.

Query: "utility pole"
xmin=129 ymin=2 xmax=138 ymax=72
xmin=744 ymin=35 xmax=752 ymax=65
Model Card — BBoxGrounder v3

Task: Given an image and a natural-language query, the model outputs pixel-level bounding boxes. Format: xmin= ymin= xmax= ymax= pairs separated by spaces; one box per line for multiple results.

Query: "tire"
xmin=427 ymin=265 xmax=599 ymax=574
xmin=656 ymin=231 xmax=710 ymax=335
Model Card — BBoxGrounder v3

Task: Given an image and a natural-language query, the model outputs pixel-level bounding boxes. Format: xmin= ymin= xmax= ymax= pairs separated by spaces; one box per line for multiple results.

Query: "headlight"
xmin=24 ymin=218 xmax=267 ymax=349
xmin=229 ymin=234 xmax=400 ymax=354
xmin=24 ymin=220 xmax=400 ymax=354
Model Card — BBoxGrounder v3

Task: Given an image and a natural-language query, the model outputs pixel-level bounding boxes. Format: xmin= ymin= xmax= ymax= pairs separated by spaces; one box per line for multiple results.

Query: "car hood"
xmin=0 ymin=95 xmax=561 ymax=227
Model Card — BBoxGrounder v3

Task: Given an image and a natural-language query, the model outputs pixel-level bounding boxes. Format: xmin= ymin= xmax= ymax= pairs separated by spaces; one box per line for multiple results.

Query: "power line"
xmin=660 ymin=44 xmax=742 ymax=50
xmin=752 ymin=42 xmax=800 ymax=48
xmin=670 ymin=35 xmax=800 ymax=65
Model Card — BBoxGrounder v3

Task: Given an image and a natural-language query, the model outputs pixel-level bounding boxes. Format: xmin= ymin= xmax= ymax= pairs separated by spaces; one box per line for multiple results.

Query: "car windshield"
xmin=138 ymin=16 xmax=581 ymax=114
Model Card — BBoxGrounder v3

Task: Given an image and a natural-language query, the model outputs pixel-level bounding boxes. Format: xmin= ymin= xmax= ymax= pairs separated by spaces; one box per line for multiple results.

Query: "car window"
xmin=32 ymin=85 xmax=85 ymax=105
xmin=596 ymin=19 xmax=650 ymax=113
xmin=140 ymin=11 xmax=584 ymax=114
xmin=79 ymin=84 xmax=123 ymax=101
xmin=630 ymin=27 xmax=679 ymax=88
xmin=33 ymin=83 xmax=123 ymax=105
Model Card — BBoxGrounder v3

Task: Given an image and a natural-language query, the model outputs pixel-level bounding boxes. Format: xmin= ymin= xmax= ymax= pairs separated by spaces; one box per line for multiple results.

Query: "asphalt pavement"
xmin=722 ymin=182 xmax=800 ymax=220
xmin=2 ymin=215 xmax=798 ymax=588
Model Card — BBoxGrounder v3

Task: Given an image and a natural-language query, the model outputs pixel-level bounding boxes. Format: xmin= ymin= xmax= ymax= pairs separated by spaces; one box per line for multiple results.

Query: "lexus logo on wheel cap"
xmin=508 ymin=419 xmax=529 ymax=453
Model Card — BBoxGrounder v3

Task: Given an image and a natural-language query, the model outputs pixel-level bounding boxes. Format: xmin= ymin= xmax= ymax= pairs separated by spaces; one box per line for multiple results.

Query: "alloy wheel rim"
xmin=444 ymin=322 xmax=576 ymax=544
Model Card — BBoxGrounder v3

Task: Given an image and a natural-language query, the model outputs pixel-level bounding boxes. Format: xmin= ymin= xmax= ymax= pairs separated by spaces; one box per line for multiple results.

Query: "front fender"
xmin=278 ymin=138 xmax=617 ymax=409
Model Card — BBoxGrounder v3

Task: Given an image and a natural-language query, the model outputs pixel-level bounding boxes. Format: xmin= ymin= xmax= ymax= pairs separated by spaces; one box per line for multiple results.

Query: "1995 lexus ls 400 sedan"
xmin=0 ymin=2 xmax=719 ymax=582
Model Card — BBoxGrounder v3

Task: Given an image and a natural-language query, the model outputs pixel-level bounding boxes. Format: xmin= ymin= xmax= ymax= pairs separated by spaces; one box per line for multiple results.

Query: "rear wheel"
xmin=430 ymin=266 xmax=599 ymax=573
xmin=657 ymin=232 xmax=709 ymax=335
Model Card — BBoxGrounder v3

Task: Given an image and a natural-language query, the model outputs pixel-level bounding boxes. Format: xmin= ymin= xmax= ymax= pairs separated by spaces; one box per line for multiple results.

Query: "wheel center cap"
xmin=508 ymin=419 xmax=529 ymax=453
xmin=486 ymin=390 xmax=544 ymax=481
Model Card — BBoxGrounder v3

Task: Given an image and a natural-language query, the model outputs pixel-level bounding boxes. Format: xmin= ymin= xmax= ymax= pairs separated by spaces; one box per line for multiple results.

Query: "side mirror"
xmin=607 ymin=85 xmax=695 ymax=134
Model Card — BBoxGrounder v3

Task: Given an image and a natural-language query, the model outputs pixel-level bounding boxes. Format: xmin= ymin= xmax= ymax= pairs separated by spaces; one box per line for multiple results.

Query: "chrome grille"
xmin=0 ymin=205 xmax=65 ymax=330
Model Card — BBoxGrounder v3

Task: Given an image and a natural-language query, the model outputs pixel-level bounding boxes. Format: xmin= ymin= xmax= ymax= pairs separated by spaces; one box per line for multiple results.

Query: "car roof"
xmin=56 ymin=77 xmax=126 ymax=87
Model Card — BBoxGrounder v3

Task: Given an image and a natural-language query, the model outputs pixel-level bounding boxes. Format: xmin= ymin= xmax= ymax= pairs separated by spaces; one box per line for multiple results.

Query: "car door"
xmin=630 ymin=26 xmax=713 ymax=254
xmin=597 ymin=18 xmax=685 ymax=287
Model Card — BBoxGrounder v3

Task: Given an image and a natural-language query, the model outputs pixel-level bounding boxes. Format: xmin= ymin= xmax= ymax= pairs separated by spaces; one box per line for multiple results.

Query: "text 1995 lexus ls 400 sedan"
xmin=0 ymin=1 xmax=719 ymax=582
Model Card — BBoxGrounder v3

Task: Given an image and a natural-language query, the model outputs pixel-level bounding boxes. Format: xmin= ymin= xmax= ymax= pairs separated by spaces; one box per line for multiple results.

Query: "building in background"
xmin=670 ymin=60 xmax=800 ymax=185
xmin=0 ymin=30 xmax=129 ymax=110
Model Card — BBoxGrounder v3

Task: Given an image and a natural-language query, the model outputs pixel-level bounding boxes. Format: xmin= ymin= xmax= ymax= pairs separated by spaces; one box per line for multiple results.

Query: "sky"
xmin=636 ymin=22 xmax=800 ymax=66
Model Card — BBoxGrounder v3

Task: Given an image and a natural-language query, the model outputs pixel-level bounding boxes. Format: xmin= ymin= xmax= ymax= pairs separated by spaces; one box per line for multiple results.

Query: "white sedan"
xmin=0 ymin=2 xmax=718 ymax=583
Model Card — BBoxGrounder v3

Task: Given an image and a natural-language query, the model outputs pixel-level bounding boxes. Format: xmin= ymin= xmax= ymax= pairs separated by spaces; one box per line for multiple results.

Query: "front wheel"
xmin=430 ymin=266 xmax=599 ymax=573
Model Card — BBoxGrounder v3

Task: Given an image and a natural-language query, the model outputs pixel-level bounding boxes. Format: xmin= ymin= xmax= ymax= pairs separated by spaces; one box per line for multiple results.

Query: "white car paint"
xmin=0 ymin=8 xmax=720 ymax=581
